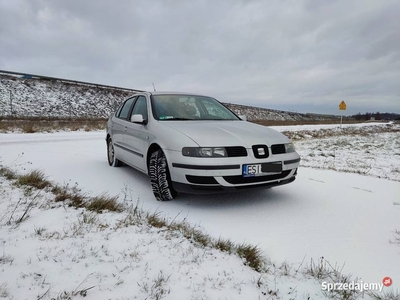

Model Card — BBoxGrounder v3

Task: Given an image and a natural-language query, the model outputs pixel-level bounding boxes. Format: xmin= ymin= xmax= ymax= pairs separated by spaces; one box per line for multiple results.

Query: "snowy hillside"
xmin=0 ymin=74 xmax=131 ymax=118
xmin=0 ymin=74 xmax=339 ymax=121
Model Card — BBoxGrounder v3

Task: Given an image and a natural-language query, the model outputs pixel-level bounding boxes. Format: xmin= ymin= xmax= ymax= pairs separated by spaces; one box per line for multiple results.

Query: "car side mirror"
xmin=130 ymin=114 xmax=147 ymax=124
xmin=239 ymin=115 xmax=247 ymax=121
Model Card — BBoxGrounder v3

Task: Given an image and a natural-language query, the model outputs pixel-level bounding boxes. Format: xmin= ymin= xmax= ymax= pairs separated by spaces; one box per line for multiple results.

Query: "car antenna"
xmin=152 ymin=83 xmax=156 ymax=91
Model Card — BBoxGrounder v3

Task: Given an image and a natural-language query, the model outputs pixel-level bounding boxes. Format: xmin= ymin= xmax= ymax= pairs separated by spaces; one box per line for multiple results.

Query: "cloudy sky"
xmin=1 ymin=0 xmax=399 ymax=115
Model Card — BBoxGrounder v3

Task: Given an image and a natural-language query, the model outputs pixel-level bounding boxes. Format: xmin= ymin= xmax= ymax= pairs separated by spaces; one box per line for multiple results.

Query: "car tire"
xmin=149 ymin=150 xmax=177 ymax=201
xmin=107 ymin=137 xmax=122 ymax=167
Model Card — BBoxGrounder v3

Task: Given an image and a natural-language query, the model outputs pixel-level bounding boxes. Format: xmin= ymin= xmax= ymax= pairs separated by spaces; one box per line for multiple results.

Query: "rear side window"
xmin=118 ymin=98 xmax=135 ymax=119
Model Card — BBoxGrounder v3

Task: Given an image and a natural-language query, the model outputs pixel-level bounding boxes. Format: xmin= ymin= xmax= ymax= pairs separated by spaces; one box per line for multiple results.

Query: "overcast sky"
xmin=1 ymin=0 xmax=399 ymax=115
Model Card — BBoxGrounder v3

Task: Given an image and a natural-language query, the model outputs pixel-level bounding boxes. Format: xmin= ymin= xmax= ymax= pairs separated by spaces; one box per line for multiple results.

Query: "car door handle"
xmin=124 ymin=126 xmax=127 ymax=131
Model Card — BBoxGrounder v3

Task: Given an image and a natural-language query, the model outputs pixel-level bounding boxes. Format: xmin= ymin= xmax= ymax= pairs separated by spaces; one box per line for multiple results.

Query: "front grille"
xmin=225 ymin=146 xmax=247 ymax=157
xmin=252 ymin=145 xmax=269 ymax=158
xmin=186 ymin=175 xmax=218 ymax=185
xmin=271 ymin=144 xmax=286 ymax=155
xmin=223 ymin=170 xmax=291 ymax=184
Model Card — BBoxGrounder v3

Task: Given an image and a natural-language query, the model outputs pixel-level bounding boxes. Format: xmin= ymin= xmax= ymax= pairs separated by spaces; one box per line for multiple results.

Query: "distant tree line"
xmin=352 ymin=112 xmax=400 ymax=121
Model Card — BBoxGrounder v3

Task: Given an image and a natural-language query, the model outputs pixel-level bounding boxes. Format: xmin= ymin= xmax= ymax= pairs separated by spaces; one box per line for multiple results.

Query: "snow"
xmin=274 ymin=123 xmax=400 ymax=182
xmin=1 ymin=123 xmax=399 ymax=299
xmin=2 ymin=180 xmax=298 ymax=299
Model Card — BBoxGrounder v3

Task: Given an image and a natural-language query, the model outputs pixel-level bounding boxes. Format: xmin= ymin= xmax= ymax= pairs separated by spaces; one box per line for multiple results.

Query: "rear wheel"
xmin=107 ymin=137 xmax=122 ymax=167
xmin=149 ymin=150 xmax=177 ymax=201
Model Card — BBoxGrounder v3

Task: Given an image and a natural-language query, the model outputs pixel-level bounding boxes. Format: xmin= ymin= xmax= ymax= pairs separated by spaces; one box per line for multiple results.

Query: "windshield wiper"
xmin=162 ymin=117 xmax=192 ymax=121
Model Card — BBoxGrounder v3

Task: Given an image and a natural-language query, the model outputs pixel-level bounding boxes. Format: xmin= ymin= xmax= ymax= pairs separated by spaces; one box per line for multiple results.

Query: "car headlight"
xmin=285 ymin=143 xmax=296 ymax=153
xmin=182 ymin=147 xmax=227 ymax=157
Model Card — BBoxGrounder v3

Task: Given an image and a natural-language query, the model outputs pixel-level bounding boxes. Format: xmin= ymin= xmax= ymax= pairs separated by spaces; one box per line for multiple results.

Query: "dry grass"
xmin=86 ymin=193 xmax=123 ymax=213
xmin=52 ymin=184 xmax=84 ymax=205
xmin=17 ymin=170 xmax=50 ymax=189
xmin=52 ymin=184 xmax=119 ymax=212
xmin=214 ymin=238 xmax=235 ymax=253
xmin=253 ymin=119 xmax=360 ymax=127
xmin=236 ymin=243 xmax=265 ymax=272
xmin=0 ymin=117 xmax=107 ymax=133
xmin=146 ymin=211 xmax=168 ymax=228
xmin=54 ymin=190 xmax=85 ymax=208
xmin=0 ymin=167 xmax=17 ymax=180
xmin=168 ymin=219 xmax=213 ymax=247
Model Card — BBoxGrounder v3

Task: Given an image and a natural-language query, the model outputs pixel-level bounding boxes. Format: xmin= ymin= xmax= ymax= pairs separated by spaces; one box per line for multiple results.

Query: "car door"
xmin=124 ymin=95 xmax=149 ymax=172
xmin=112 ymin=97 xmax=136 ymax=163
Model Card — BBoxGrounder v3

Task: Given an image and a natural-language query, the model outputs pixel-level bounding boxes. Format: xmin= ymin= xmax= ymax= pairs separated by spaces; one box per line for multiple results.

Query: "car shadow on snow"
xmin=172 ymin=187 xmax=295 ymax=210
xmin=117 ymin=164 xmax=152 ymax=185
xmin=114 ymin=164 xmax=297 ymax=210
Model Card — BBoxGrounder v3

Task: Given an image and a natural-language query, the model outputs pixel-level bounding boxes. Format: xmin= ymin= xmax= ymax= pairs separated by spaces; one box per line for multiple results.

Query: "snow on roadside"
xmin=278 ymin=123 xmax=400 ymax=182
xmin=0 ymin=122 xmax=399 ymax=299
xmin=0 ymin=174 xmax=327 ymax=300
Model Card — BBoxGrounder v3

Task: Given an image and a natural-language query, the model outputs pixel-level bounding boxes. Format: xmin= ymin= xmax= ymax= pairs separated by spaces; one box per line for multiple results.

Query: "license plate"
xmin=243 ymin=162 xmax=282 ymax=177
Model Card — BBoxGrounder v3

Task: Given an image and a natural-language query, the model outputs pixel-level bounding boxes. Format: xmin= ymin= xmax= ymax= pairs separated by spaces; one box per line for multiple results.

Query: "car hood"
xmin=160 ymin=120 xmax=290 ymax=147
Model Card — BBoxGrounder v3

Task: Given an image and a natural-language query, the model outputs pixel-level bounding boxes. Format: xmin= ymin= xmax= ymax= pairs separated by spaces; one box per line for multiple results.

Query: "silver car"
xmin=106 ymin=92 xmax=300 ymax=201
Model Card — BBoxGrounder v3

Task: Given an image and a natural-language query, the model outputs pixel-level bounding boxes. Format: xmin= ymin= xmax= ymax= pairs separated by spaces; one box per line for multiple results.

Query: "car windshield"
xmin=151 ymin=94 xmax=240 ymax=121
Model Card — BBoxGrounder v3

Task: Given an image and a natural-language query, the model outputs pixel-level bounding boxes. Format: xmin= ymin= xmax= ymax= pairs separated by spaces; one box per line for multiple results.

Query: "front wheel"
xmin=149 ymin=150 xmax=177 ymax=201
xmin=107 ymin=137 xmax=122 ymax=167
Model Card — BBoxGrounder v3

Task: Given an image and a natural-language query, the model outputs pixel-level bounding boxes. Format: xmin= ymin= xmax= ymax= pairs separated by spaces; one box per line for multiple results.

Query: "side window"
xmin=130 ymin=96 xmax=148 ymax=120
xmin=118 ymin=98 xmax=135 ymax=119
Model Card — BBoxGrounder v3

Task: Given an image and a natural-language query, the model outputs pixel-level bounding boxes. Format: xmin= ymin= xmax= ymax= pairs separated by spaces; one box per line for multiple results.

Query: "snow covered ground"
xmin=0 ymin=123 xmax=399 ymax=299
xmin=275 ymin=123 xmax=400 ymax=182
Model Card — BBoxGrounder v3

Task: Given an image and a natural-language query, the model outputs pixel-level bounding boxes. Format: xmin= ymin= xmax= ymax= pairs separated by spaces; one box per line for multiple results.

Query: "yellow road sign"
xmin=339 ymin=101 xmax=346 ymax=110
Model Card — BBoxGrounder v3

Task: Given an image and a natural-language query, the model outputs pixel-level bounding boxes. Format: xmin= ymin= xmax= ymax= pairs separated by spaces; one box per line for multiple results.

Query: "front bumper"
xmin=172 ymin=174 xmax=296 ymax=194
xmin=165 ymin=149 xmax=300 ymax=194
